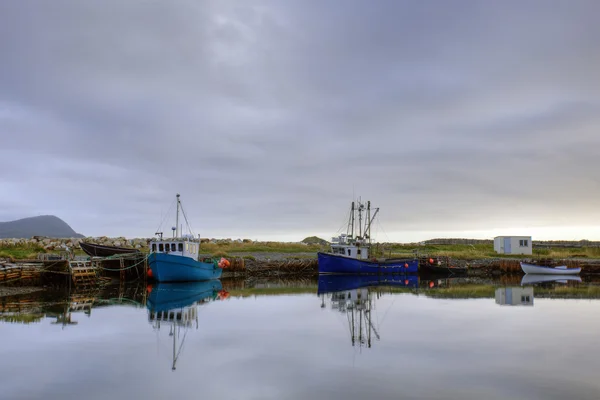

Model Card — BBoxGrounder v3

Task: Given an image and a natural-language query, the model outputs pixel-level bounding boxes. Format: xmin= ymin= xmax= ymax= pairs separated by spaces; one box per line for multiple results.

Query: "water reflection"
xmin=2 ymin=276 xmax=600 ymax=399
xmin=521 ymin=274 xmax=582 ymax=285
xmin=146 ymin=280 xmax=226 ymax=371
xmin=317 ymin=275 xmax=418 ymax=349
xmin=495 ymin=287 xmax=534 ymax=306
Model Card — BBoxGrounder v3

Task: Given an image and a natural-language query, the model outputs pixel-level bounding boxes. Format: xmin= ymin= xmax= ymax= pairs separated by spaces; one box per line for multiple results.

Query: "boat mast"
xmin=358 ymin=199 xmax=363 ymax=239
xmin=347 ymin=201 xmax=355 ymax=239
xmin=366 ymin=201 xmax=371 ymax=243
xmin=365 ymin=205 xmax=380 ymax=245
xmin=171 ymin=325 xmax=177 ymax=371
xmin=175 ymin=193 xmax=180 ymax=239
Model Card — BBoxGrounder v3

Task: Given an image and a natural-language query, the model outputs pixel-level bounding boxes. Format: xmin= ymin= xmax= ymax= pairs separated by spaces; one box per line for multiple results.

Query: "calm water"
xmin=1 ymin=277 xmax=600 ymax=400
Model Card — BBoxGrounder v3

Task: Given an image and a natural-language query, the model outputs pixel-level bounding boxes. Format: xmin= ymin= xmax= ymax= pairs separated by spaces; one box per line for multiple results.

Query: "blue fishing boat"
xmin=147 ymin=280 xmax=227 ymax=371
xmin=147 ymin=280 xmax=223 ymax=312
xmin=148 ymin=194 xmax=224 ymax=282
xmin=318 ymin=199 xmax=418 ymax=274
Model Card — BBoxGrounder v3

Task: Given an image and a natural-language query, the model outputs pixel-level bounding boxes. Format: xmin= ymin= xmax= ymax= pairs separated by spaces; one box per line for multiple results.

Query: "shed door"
xmin=504 ymin=238 xmax=512 ymax=253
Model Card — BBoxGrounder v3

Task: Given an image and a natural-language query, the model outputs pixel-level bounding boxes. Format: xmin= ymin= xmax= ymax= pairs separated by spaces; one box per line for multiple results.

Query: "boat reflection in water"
xmin=147 ymin=280 xmax=227 ymax=371
xmin=495 ymin=287 xmax=534 ymax=306
xmin=520 ymin=274 xmax=582 ymax=286
xmin=318 ymin=275 xmax=418 ymax=349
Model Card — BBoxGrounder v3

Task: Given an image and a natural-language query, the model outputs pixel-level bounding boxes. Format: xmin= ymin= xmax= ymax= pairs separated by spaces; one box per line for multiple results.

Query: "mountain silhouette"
xmin=0 ymin=215 xmax=84 ymax=238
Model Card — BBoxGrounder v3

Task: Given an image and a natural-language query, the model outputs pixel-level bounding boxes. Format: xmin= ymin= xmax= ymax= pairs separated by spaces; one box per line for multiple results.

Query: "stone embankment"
xmin=0 ymin=237 xmax=306 ymax=252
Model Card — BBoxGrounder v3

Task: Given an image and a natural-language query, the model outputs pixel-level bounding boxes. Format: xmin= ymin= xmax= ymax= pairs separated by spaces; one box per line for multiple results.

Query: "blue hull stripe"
xmin=318 ymin=274 xmax=419 ymax=294
xmin=318 ymin=252 xmax=418 ymax=274
xmin=149 ymin=253 xmax=223 ymax=282
xmin=147 ymin=280 xmax=223 ymax=311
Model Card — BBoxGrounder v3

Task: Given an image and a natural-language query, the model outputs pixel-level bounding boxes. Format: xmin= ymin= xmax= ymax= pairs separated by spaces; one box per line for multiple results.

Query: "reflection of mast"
xmin=149 ymin=305 xmax=198 ymax=371
xmin=329 ymin=287 xmax=380 ymax=349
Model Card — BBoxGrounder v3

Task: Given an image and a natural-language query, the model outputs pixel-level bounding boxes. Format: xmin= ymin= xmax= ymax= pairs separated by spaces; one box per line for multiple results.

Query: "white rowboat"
xmin=520 ymin=262 xmax=580 ymax=275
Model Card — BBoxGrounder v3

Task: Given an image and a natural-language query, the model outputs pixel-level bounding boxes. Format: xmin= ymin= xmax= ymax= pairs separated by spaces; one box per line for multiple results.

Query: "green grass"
xmin=226 ymin=286 xmax=317 ymax=297
xmin=200 ymin=241 xmax=325 ymax=254
xmin=0 ymin=244 xmax=46 ymax=260
xmin=0 ymin=314 xmax=44 ymax=324
xmin=378 ymin=243 xmax=600 ymax=260
xmin=3 ymin=240 xmax=600 ymax=261
xmin=423 ymin=285 xmax=496 ymax=299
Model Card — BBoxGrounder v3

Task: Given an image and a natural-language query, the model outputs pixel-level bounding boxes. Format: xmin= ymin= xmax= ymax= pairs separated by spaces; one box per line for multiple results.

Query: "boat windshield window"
xmin=171 ymin=243 xmax=176 ymax=252
xmin=178 ymin=243 xmax=183 ymax=252
xmin=159 ymin=243 xmax=164 ymax=252
xmin=152 ymin=243 xmax=156 ymax=252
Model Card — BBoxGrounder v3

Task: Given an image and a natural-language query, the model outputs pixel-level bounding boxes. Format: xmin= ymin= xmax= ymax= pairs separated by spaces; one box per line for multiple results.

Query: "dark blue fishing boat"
xmin=318 ymin=274 xmax=419 ymax=294
xmin=148 ymin=194 xmax=224 ymax=282
xmin=318 ymin=199 xmax=417 ymax=275
xmin=318 ymin=252 xmax=418 ymax=274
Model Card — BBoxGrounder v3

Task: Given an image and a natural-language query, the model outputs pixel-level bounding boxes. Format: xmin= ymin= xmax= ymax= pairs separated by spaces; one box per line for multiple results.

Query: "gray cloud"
xmin=1 ymin=0 xmax=599 ymax=240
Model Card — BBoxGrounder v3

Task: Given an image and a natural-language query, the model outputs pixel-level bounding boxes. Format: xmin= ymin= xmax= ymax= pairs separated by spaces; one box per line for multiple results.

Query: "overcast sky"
xmin=1 ymin=1 xmax=599 ymax=241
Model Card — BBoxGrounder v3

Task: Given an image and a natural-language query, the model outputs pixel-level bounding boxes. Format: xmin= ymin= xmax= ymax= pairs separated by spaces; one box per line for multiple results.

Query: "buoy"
xmin=404 ymin=279 xmax=409 ymax=285
xmin=404 ymin=263 xmax=409 ymax=268
xmin=147 ymin=284 xmax=153 ymax=293
xmin=429 ymin=258 xmax=434 ymax=264
xmin=147 ymin=268 xmax=153 ymax=278
xmin=429 ymin=281 xmax=434 ymax=288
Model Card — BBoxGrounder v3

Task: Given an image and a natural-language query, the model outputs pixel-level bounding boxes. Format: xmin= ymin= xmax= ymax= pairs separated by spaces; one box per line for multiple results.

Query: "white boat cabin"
xmin=150 ymin=238 xmax=199 ymax=260
xmin=330 ymin=234 xmax=370 ymax=260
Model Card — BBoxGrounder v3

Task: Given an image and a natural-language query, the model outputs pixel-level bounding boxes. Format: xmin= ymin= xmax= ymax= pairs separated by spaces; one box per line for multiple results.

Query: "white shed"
xmin=493 ymin=236 xmax=532 ymax=255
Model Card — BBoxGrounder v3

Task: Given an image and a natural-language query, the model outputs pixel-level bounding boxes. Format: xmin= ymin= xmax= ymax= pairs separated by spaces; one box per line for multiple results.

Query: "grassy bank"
xmin=380 ymin=243 xmax=600 ymax=260
xmin=2 ymin=241 xmax=600 ymax=261
xmin=0 ymin=244 xmax=47 ymax=260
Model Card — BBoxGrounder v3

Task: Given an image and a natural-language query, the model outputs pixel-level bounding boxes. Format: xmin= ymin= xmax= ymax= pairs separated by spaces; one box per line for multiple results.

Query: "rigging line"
xmin=379 ymin=295 xmax=397 ymax=327
xmin=376 ymin=217 xmax=392 ymax=244
xmin=174 ymin=326 xmax=190 ymax=364
xmin=336 ymin=207 xmax=351 ymax=234
xmin=179 ymin=202 xmax=195 ymax=238
xmin=155 ymin=198 xmax=176 ymax=235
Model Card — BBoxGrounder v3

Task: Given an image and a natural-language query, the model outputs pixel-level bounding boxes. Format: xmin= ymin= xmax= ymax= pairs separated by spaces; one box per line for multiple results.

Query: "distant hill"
xmin=302 ymin=236 xmax=329 ymax=246
xmin=0 ymin=216 xmax=84 ymax=239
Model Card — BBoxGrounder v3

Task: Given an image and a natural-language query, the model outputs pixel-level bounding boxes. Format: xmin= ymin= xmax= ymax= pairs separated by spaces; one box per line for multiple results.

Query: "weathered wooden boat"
xmin=148 ymin=194 xmax=225 ymax=282
xmin=520 ymin=262 xmax=581 ymax=275
xmin=521 ymin=274 xmax=582 ymax=285
xmin=79 ymin=241 xmax=140 ymax=257
xmin=318 ymin=199 xmax=417 ymax=274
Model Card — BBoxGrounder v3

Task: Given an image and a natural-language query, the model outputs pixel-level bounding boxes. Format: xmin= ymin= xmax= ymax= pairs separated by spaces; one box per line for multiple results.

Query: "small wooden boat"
xmin=79 ymin=241 xmax=140 ymax=257
xmin=520 ymin=262 xmax=580 ymax=275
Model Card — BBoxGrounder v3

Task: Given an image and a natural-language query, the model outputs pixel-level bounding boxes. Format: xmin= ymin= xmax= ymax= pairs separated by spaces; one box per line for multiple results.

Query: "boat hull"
xmin=318 ymin=274 xmax=418 ymax=294
xmin=147 ymin=280 xmax=223 ymax=312
xmin=80 ymin=242 xmax=140 ymax=257
xmin=149 ymin=253 xmax=223 ymax=282
xmin=520 ymin=262 xmax=581 ymax=275
xmin=318 ymin=252 xmax=418 ymax=274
